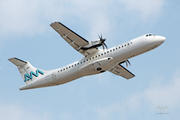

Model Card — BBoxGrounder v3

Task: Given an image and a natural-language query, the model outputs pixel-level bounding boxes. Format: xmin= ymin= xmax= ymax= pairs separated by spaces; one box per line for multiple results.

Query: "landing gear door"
xmin=51 ymin=72 xmax=56 ymax=81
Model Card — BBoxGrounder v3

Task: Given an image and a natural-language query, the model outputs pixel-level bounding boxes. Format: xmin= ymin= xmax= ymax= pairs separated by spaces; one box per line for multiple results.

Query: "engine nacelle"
xmin=81 ymin=40 xmax=102 ymax=50
xmin=87 ymin=39 xmax=101 ymax=46
xmin=78 ymin=57 xmax=114 ymax=76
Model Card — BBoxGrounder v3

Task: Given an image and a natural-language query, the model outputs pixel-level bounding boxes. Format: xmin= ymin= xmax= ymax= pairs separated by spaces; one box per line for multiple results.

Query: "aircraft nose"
xmin=158 ymin=36 xmax=166 ymax=42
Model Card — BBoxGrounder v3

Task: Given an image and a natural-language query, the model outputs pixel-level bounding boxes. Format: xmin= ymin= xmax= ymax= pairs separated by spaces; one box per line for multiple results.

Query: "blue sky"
xmin=0 ymin=0 xmax=180 ymax=120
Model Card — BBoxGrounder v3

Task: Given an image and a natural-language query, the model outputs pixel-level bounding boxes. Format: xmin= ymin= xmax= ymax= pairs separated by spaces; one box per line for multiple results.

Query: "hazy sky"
xmin=0 ymin=0 xmax=180 ymax=120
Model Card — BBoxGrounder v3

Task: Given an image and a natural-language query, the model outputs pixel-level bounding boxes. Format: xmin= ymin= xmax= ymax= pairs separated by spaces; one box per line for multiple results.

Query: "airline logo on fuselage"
xmin=24 ymin=69 xmax=44 ymax=82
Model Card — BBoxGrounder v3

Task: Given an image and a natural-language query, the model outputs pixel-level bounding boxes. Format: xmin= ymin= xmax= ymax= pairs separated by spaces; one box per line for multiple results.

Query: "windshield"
xmin=145 ymin=34 xmax=155 ymax=37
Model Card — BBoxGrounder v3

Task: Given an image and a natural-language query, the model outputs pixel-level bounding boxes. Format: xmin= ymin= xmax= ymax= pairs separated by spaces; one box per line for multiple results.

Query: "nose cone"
xmin=158 ymin=36 xmax=166 ymax=43
xmin=152 ymin=36 xmax=165 ymax=47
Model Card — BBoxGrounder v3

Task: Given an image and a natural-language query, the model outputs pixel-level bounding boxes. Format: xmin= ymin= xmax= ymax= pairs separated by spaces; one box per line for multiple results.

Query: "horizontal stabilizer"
xmin=8 ymin=57 xmax=27 ymax=66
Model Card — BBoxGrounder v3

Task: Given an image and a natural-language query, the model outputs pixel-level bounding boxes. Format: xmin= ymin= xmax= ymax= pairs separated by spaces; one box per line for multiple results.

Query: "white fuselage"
xmin=20 ymin=34 xmax=165 ymax=90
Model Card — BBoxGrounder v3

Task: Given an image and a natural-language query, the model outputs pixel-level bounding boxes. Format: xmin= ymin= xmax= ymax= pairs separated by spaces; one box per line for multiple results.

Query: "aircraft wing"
xmin=108 ymin=63 xmax=135 ymax=79
xmin=50 ymin=22 xmax=98 ymax=56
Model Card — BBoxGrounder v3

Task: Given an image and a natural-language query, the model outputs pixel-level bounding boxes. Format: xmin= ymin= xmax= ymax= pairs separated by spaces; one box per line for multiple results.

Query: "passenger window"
xmin=101 ymin=53 xmax=103 ymax=55
xmin=116 ymin=48 xmax=118 ymax=50
xmin=125 ymin=44 xmax=126 ymax=46
xmin=69 ymin=66 xmax=71 ymax=68
xmin=90 ymin=58 xmax=91 ymax=60
xmin=86 ymin=59 xmax=88 ymax=61
xmin=61 ymin=69 xmax=62 ymax=71
xmin=63 ymin=68 xmax=65 ymax=70
xmin=104 ymin=52 xmax=106 ymax=54
xmin=92 ymin=57 xmax=94 ymax=59
xmin=66 ymin=67 xmax=68 ymax=69
xmin=119 ymin=46 xmax=120 ymax=49
xmin=110 ymin=50 xmax=112 ymax=52
xmin=107 ymin=51 xmax=109 ymax=53
xmin=96 ymin=56 xmax=97 ymax=58
xmin=113 ymin=49 xmax=115 ymax=51
xmin=77 ymin=63 xmax=79 ymax=65
xmin=81 ymin=62 xmax=82 ymax=64
xmin=128 ymin=43 xmax=129 ymax=45
xmin=84 ymin=60 xmax=85 ymax=62
xmin=72 ymin=65 xmax=73 ymax=67
xmin=75 ymin=64 xmax=76 ymax=66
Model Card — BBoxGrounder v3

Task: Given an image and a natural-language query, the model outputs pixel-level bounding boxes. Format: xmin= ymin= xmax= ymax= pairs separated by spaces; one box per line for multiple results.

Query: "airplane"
xmin=8 ymin=22 xmax=165 ymax=90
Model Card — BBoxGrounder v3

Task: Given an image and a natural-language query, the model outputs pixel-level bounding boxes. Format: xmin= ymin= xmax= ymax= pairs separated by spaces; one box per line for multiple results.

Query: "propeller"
xmin=120 ymin=60 xmax=131 ymax=68
xmin=98 ymin=34 xmax=108 ymax=50
xmin=125 ymin=60 xmax=131 ymax=68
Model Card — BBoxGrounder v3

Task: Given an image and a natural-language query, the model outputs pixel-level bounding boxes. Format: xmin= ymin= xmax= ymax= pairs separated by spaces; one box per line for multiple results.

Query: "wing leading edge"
xmin=50 ymin=22 xmax=98 ymax=56
xmin=109 ymin=63 xmax=135 ymax=79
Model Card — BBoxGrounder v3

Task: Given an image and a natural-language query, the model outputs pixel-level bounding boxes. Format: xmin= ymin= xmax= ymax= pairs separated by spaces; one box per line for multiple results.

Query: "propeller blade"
xmin=126 ymin=61 xmax=128 ymax=68
xmin=125 ymin=60 xmax=131 ymax=68
xmin=104 ymin=43 xmax=108 ymax=49
xmin=119 ymin=60 xmax=131 ymax=68
xmin=127 ymin=60 xmax=131 ymax=66
xmin=98 ymin=34 xmax=101 ymax=40
xmin=102 ymin=44 xmax=105 ymax=50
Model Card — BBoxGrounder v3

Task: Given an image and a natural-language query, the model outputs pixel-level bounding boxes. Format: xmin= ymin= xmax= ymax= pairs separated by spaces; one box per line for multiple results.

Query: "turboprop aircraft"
xmin=8 ymin=22 xmax=165 ymax=90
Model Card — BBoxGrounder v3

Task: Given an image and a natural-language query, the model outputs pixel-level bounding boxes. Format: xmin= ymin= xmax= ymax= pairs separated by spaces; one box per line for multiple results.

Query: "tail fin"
xmin=8 ymin=57 xmax=45 ymax=84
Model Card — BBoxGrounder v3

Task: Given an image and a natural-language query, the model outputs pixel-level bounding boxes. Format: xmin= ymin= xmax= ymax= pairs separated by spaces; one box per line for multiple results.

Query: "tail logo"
xmin=24 ymin=69 xmax=44 ymax=82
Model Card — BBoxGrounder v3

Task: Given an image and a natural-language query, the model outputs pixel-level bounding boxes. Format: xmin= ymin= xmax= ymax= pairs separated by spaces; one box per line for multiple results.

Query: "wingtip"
xmin=8 ymin=57 xmax=15 ymax=61
xmin=50 ymin=21 xmax=61 ymax=26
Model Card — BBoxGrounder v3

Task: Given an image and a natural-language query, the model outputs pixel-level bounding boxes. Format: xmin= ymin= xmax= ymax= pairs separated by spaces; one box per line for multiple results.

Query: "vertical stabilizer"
xmin=8 ymin=57 xmax=44 ymax=84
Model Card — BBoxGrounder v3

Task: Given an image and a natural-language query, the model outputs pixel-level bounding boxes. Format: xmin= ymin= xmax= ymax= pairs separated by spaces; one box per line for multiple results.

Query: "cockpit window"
xmin=146 ymin=34 xmax=155 ymax=37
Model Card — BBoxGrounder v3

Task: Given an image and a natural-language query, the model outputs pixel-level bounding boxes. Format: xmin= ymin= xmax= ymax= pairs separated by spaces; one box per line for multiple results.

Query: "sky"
xmin=0 ymin=0 xmax=180 ymax=120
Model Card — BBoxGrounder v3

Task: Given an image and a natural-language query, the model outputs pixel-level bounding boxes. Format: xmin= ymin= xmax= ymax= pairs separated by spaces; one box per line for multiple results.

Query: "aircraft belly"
xmin=55 ymin=69 xmax=82 ymax=85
